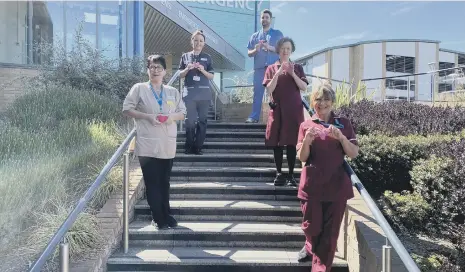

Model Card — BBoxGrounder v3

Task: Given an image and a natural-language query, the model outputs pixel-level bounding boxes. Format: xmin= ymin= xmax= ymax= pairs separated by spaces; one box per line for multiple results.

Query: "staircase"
xmin=106 ymin=121 xmax=349 ymax=271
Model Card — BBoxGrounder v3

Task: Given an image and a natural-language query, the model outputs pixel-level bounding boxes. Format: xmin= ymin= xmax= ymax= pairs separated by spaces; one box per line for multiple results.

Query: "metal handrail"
xmin=29 ymin=72 xmax=181 ymax=272
xmin=301 ymin=97 xmax=420 ymax=272
xmin=28 ymin=129 xmax=136 ymax=272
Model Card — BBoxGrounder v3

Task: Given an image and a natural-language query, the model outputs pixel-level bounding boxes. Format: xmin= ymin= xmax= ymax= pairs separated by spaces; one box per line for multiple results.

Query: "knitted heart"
xmin=157 ymin=115 xmax=168 ymax=123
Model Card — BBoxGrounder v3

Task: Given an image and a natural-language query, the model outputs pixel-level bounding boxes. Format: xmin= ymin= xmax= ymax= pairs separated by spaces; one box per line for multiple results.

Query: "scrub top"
xmin=262 ymin=62 xmax=308 ymax=147
xmin=296 ymin=113 xmax=358 ymax=201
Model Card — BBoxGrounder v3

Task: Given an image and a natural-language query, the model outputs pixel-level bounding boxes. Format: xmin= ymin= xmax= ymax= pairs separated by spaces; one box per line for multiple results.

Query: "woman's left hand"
xmin=328 ymin=125 xmax=345 ymax=142
xmin=197 ymin=64 xmax=205 ymax=72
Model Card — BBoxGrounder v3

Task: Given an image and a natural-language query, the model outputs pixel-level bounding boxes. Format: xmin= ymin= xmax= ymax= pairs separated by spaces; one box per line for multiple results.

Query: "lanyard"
xmin=148 ymin=82 xmax=163 ymax=112
xmin=312 ymin=118 xmax=345 ymax=129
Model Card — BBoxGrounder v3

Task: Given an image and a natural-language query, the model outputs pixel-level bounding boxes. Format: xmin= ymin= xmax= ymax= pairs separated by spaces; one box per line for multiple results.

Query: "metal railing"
xmin=29 ymin=72 xmax=181 ymax=272
xmin=301 ymin=97 xmax=420 ymax=272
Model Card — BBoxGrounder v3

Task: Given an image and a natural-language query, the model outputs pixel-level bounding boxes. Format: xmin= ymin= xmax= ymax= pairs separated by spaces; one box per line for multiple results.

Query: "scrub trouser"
xmin=185 ymin=99 xmax=210 ymax=150
xmin=248 ymin=67 xmax=266 ymax=121
xmin=300 ymin=200 xmax=347 ymax=272
xmin=139 ymin=157 xmax=174 ymax=226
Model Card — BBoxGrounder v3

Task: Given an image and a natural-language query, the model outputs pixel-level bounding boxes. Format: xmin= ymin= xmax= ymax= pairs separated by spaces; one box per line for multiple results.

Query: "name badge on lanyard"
xmin=193 ymin=76 xmax=201 ymax=82
xmin=149 ymin=82 xmax=164 ymax=112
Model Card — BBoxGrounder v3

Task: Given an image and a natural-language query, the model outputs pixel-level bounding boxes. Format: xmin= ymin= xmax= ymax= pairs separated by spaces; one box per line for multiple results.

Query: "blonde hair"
xmin=191 ymin=30 xmax=205 ymax=41
xmin=311 ymin=80 xmax=336 ymax=108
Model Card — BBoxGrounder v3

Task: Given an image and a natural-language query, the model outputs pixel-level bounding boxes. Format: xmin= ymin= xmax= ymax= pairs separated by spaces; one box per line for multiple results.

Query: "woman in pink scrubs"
xmin=262 ymin=37 xmax=309 ymax=187
xmin=296 ymin=82 xmax=359 ymax=271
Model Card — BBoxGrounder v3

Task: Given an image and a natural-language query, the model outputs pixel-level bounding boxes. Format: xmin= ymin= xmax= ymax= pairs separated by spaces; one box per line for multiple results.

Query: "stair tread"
xmin=169 ymin=181 xmax=296 ymax=190
xmin=129 ymin=220 xmax=302 ymax=234
xmin=136 ymin=199 xmax=300 ymax=210
xmin=108 ymin=246 xmax=347 ymax=266
xmin=177 ymin=131 xmax=263 ymax=135
xmin=176 ymin=142 xmax=265 ymax=146
xmin=171 ymin=166 xmax=302 ymax=173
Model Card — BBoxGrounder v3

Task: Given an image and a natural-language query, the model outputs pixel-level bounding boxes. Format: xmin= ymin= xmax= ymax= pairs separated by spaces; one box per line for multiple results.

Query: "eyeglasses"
xmin=148 ymin=66 xmax=164 ymax=72
xmin=314 ymin=98 xmax=332 ymax=103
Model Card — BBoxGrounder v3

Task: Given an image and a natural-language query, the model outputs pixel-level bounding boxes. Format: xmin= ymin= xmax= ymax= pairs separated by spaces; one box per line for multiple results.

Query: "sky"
xmin=270 ymin=1 xmax=465 ymax=59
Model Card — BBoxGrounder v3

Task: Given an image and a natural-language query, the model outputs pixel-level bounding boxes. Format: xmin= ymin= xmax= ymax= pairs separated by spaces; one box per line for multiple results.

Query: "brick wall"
xmin=337 ymin=188 xmax=408 ymax=272
xmin=0 ymin=66 xmax=39 ymax=112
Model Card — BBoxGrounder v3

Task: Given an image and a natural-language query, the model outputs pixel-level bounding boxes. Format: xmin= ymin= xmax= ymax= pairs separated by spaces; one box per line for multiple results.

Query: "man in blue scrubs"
xmin=245 ymin=9 xmax=283 ymax=123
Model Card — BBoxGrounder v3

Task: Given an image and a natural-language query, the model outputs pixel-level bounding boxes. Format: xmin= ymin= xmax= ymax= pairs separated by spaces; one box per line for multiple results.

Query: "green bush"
xmin=348 ymin=133 xmax=463 ymax=197
xmin=378 ymin=191 xmax=431 ymax=231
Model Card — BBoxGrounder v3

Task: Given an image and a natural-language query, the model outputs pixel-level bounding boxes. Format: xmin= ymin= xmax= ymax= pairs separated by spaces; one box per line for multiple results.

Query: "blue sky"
xmin=270 ymin=1 xmax=465 ymax=59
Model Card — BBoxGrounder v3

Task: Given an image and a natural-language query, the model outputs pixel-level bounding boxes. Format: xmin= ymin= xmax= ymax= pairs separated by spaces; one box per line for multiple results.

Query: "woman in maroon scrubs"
xmin=296 ymin=82 xmax=359 ymax=271
xmin=262 ymin=37 xmax=309 ymax=187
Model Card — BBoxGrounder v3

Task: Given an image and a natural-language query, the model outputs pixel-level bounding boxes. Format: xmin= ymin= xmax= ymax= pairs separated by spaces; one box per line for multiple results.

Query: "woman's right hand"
xmin=303 ymin=127 xmax=318 ymax=144
xmin=146 ymin=114 xmax=161 ymax=126
xmin=276 ymin=64 xmax=285 ymax=76
xmin=186 ymin=63 xmax=195 ymax=70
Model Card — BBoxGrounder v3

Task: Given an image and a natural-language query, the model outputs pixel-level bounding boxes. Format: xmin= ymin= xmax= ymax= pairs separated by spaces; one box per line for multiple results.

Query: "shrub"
xmin=348 ymin=133 xmax=462 ymax=197
xmin=378 ymin=191 xmax=431 ymax=231
xmin=30 ymin=25 xmax=148 ymax=101
xmin=410 ymin=142 xmax=465 ymax=242
xmin=336 ymin=100 xmax=465 ymax=136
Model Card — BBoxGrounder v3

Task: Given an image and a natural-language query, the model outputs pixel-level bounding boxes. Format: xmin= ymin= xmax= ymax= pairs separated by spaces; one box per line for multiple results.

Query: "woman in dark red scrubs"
xmin=262 ymin=37 xmax=309 ymax=187
xmin=296 ymin=82 xmax=359 ymax=271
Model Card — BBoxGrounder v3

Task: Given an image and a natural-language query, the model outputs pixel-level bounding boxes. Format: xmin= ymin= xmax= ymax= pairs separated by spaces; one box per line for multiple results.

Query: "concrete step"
xmin=172 ymin=153 xmax=300 ymax=168
xmin=127 ymin=220 xmax=303 ymax=248
xmin=170 ymin=166 xmax=302 ymax=178
xmin=177 ymin=131 xmax=264 ymax=142
xmin=107 ymin=246 xmax=348 ymax=272
xmin=175 ymin=142 xmax=270 ymax=154
xmin=168 ymin=181 xmax=298 ymax=201
xmin=135 ymin=199 xmax=302 ymax=219
xmin=177 ymin=131 xmax=264 ymax=139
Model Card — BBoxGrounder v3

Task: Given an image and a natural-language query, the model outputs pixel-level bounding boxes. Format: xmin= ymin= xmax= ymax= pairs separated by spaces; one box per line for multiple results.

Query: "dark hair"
xmin=191 ymin=30 xmax=205 ymax=41
xmin=261 ymin=9 xmax=272 ymax=18
xmin=146 ymin=55 xmax=166 ymax=69
xmin=276 ymin=37 xmax=296 ymax=53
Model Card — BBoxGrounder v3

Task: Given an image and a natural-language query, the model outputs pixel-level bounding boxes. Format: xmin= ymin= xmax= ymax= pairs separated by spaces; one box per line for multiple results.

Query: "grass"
xmin=0 ymin=84 xmax=127 ymax=271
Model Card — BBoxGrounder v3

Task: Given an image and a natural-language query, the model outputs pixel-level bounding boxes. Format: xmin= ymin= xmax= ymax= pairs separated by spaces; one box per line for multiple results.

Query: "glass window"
xmin=438 ymin=62 xmax=455 ymax=77
xmin=32 ymin=1 xmax=65 ymax=64
xmin=98 ymin=1 xmax=121 ymax=60
xmin=386 ymin=55 xmax=415 ymax=74
xmin=385 ymin=78 xmax=415 ymax=92
xmin=439 ymin=83 xmax=453 ymax=93
xmin=65 ymin=2 xmax=97 ymax=52
xmin=459 ymin=54 xmax=465 ymax=73
xmin=0 ymin=1 xmax=28 ymax=64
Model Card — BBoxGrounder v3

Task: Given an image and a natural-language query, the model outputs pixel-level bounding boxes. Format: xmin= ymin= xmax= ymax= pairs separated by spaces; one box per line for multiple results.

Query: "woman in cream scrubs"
xmin=123 ymin=55 xmax=187 ymax=230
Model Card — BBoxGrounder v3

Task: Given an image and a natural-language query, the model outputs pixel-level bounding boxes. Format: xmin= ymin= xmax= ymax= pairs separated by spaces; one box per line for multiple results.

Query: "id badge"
xmin=193 ymin=76 xmax=201 ymax=81
xmin=182 ymin=87 xmax=188 ymax=97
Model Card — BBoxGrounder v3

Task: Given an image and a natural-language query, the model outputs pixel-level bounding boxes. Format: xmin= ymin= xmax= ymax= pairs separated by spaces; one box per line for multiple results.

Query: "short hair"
xmin=261 ymin=9 xmax=272 ymax=18
xmin=311 ymin=81 xmax=336 ymax=108
xmin=191 ymin=30 xmax=205 ymax=41
xmin=146 ymin=55 xmax=166 ymax=70
xmin=276 ymin=37 xmax=296 ymax=53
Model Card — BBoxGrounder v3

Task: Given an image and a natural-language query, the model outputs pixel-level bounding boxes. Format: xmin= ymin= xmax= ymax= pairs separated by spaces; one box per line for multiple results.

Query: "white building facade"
xmin=295 ymin=39 xmax=465 ymax=102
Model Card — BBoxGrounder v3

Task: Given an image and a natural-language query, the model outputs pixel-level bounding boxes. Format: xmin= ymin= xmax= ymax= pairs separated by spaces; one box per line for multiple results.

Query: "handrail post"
xmin=123 ymin=152 xmax=130 ymax=253
xmin=59 ymin=238 xmax=69 ymax=272
xmin=382 ymin=239 xmax=392 ymax=272
xmin=214 ymin=91 xmax=217 ymax=120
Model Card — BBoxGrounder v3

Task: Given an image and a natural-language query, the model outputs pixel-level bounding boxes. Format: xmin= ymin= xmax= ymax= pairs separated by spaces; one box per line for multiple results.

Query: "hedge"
xmin=336 ymin=100 xmax=465 ymax=136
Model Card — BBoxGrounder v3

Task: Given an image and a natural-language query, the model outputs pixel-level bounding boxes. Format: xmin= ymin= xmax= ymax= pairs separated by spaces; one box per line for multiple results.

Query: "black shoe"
xmin=166 ymin=215 xmax=178 ymax=228
xmin=151 ymin=220 xmax=169 ymax=230
xmin=184 ymin=148 xmax=193 ymax=154
xmin=286 ymin=175 xmax=298 ymax=187
xmin=297 ymin=246 xmax=312 ymax=262
xmin=273 ymin=173 xmax=286 ymax=186
xmin=194 ymin=148 xmax=203 ymax=155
